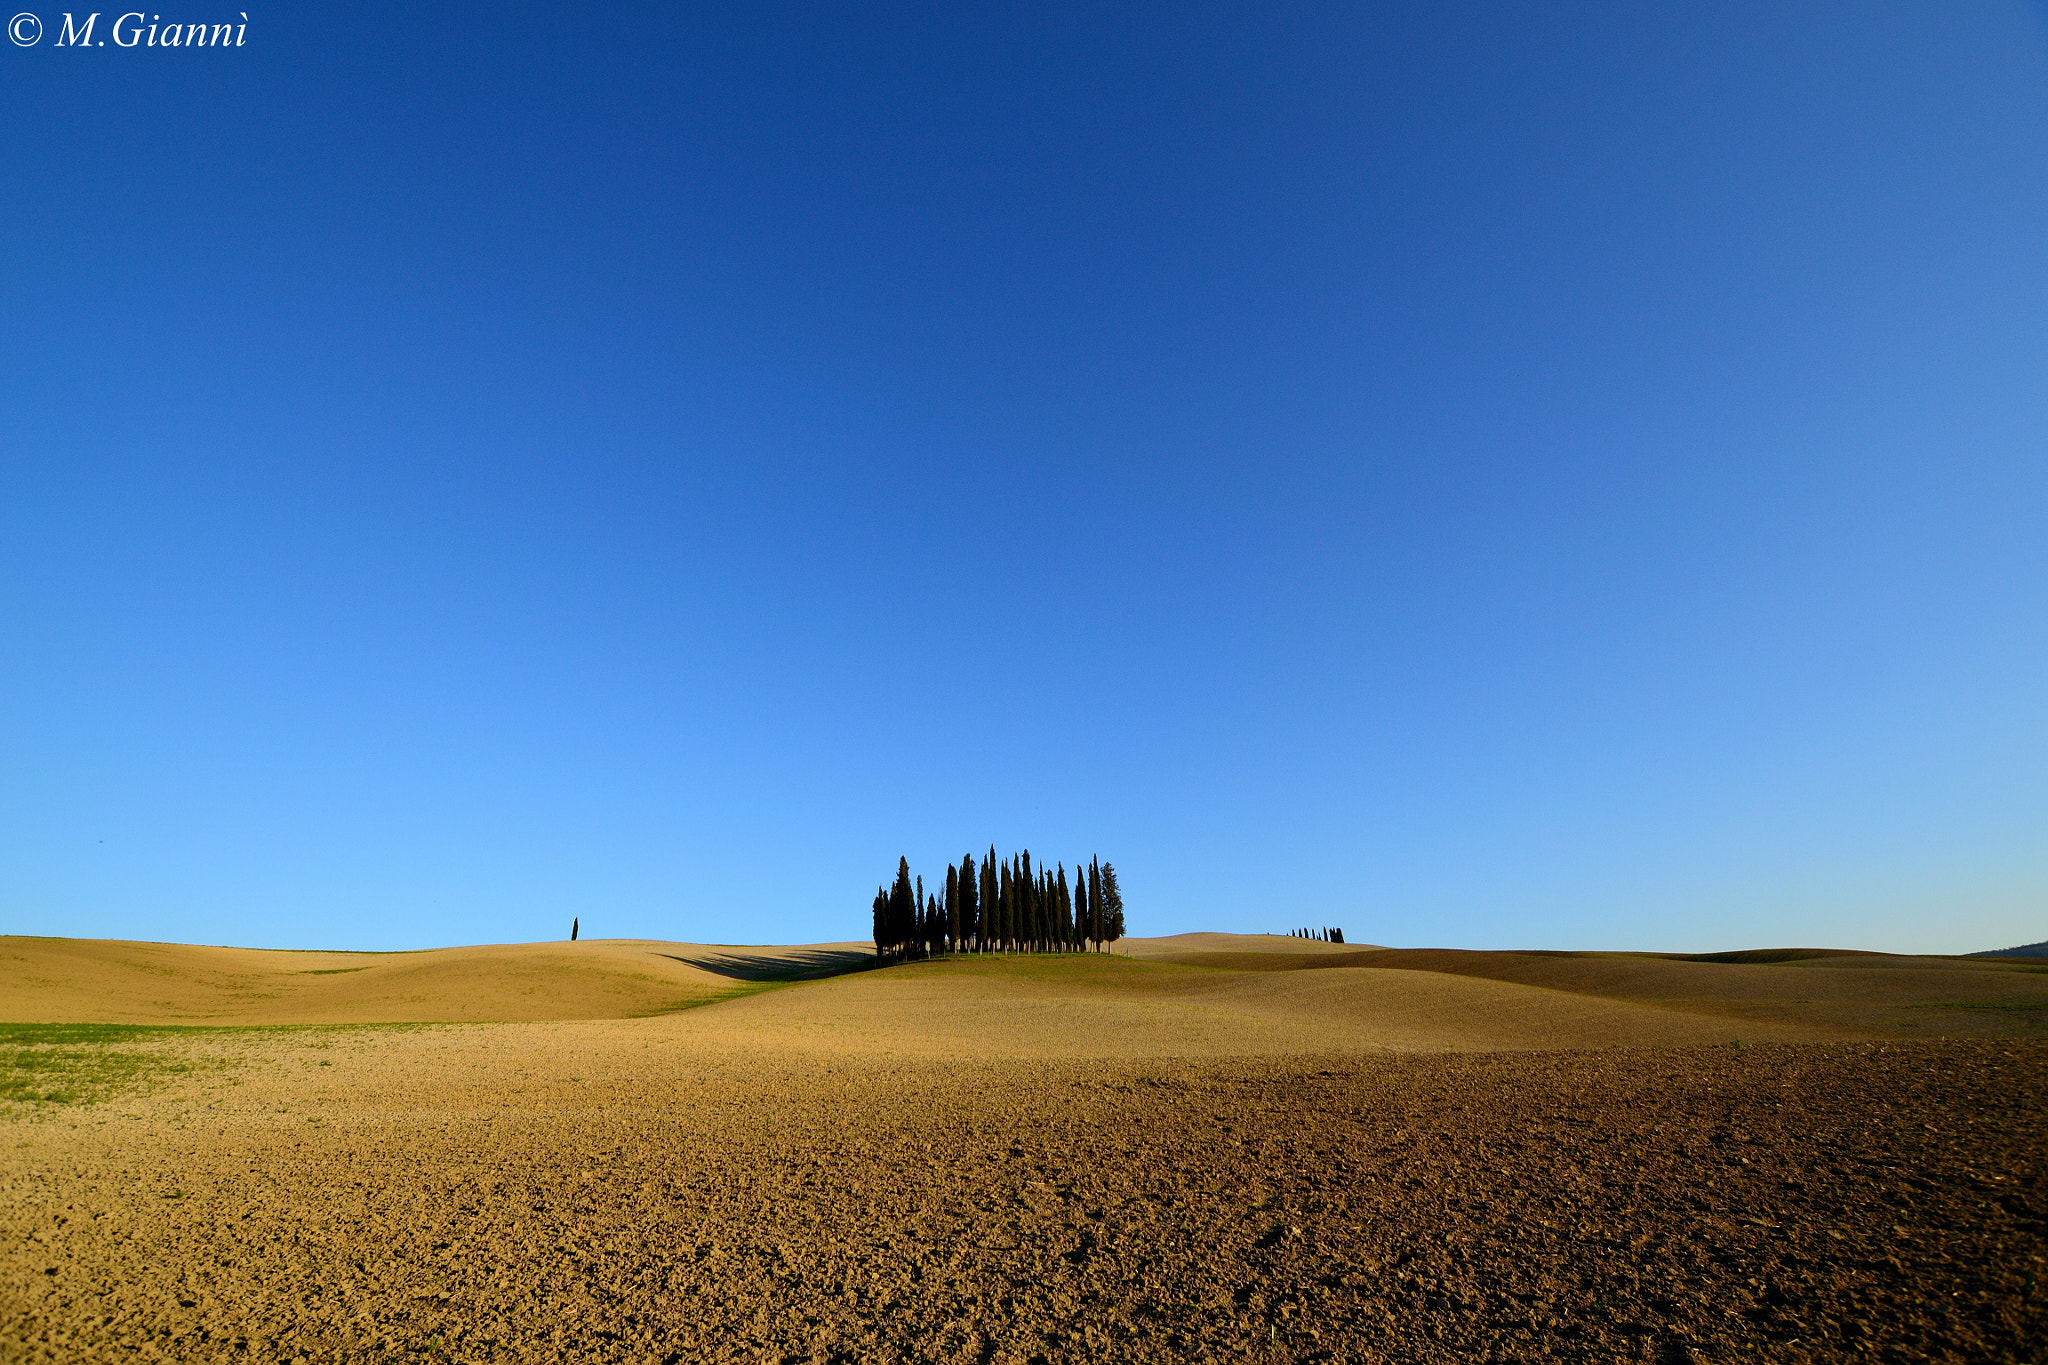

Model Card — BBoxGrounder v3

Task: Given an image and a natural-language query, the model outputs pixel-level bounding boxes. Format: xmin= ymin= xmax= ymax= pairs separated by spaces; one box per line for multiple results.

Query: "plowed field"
xmin=3 ymin=940 xmax=2044 ymax=1363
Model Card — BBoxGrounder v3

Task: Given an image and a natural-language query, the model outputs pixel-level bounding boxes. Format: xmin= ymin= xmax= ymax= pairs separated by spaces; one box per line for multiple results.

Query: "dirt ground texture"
xmin=3 ymin=943 xmax=2045 ymax=1363
xmin=0 ymin=939 xmax=875 ymax=1026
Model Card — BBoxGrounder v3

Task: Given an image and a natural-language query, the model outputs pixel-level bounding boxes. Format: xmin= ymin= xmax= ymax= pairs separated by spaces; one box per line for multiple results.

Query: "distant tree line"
xmin=1290 ymin=926 xmax=1345 ymax=943
xmin=871 ymin=850 xmax=1123 ymax=958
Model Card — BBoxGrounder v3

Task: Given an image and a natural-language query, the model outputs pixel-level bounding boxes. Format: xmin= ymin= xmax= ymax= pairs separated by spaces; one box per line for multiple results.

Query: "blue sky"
xmin=3 ymin=2 xmax=2044 ymax=953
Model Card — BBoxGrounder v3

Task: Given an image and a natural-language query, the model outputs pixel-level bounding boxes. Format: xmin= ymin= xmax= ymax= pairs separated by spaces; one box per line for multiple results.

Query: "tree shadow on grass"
xmin=655 ymin=948 xmax=878 ymax=984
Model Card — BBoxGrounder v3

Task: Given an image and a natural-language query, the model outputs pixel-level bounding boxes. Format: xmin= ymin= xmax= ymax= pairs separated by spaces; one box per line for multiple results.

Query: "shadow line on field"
xmin=655 ymin=949 xmax=877 ymax=983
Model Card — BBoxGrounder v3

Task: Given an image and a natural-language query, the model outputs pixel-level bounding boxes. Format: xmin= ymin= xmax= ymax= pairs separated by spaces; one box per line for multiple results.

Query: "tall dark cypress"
xmin=945 ymin=864 xmax=959 ymax=953
xmin=1029 ymin=867 xmax=1041 ymax=952
xmin=983 ymin=847 xmax=996 ymax=952
xmin=1089 ymin=858 xmax=1102 ymax=950
xmin=998 ymin=859 xmax=1012 ymax=952
xmin=1087 ymin=859 xmax=1101 ymax=951
xmin=1016 ymin=856 xmax=1028 ymax=951
xmin=1100 ymin=862 xmax=1124 ymax=943
xmin=872 ymin=886 xmax=890 ymax=957
xmin=889 ymin=858 xmax=916 ymax=959
xmin=1021 ymin=857 xmax=1033 ymax=952
xmin=958 ymin=853 xmax=977 ymax=952
xmin=1043 ymin=867 xmax=1054 ymax=950
xmin=1056 ymin=864 xmax=1073 ymax=950
xmin=1077 ymin=859 xmax=1090 ymax=948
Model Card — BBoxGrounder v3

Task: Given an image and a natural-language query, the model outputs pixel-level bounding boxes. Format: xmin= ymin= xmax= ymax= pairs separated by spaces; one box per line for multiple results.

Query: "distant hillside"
xmin=1971 ymin=941 xmax=2048 ymax=959
xmin=0 ymin=937 xmax=872 ymax=1024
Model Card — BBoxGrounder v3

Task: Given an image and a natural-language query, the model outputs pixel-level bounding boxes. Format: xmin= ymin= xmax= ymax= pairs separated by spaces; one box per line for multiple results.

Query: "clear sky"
xmin=3 ymin=3 xmax=2044 ymax=954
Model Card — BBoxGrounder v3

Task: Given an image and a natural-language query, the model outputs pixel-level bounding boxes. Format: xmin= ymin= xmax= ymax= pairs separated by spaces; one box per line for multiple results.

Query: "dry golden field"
xmin=3 ymin=934 xmax=2043 ymax=1363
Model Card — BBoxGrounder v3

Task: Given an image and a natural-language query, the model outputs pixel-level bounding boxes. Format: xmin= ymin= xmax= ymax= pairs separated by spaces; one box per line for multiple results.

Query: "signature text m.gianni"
xmin=52 ymin=12 xmax=248 ymax=47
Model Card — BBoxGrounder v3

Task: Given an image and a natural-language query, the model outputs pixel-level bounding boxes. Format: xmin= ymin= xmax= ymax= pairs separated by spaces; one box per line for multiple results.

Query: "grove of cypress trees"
xmin=866 ymin=850 xmax=1126 ymax=957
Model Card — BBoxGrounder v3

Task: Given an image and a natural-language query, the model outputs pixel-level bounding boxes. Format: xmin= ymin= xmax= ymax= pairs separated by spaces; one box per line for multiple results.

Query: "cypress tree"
xmin=983 ymin=847 xmax=996 ymax=952
xmin=1064 ymin=871 xmax=1081 ymax=957
xmin=958 ymin=853 xmax=977 ymax=952
xmin=972 ymin=853 xmax=984 ymax=951
xmin=1053 ymin=867 xmax=1065 ymax=951
xmin=1087 ymin=859 xmax=1102 ymax=951
xmin=1023 ymin=851 xmax=1038 ymax=952
xmin=1026 ymin=859 xmax=1037 ymax=952
xmin=889 ymin=858 xmax=915 ymax=959
xmin=1026 ymin=857 xmax=1041 ymax=952
xmin=1021 ymin=864 xmax=1032 ymax=952
xmin=1000 ymin=858 xmax=1012 ymax=952
xmin=945 ymin=864 xmax=960 ymax=953
xmin=1014 ymin=856 xmax=1026 ymax=951
xmin=1100 ymin=862 xmax=1124 ymax=943
xmin=1080 ymin=859 xmax=1092 ymax=948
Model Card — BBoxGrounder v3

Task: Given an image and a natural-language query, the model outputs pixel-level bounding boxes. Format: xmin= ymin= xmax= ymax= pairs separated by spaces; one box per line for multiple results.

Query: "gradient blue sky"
xmin=4 ymin=3 xmax=2044 ymax=953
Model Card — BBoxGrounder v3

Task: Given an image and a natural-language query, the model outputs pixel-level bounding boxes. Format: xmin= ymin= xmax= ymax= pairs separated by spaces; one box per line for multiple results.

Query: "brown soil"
xmin=3 ymin=945 xmax=2044 ymax=1363
xmin=1133 ymin=940 xmax=2048 ymax=1041
xmin=0 ymin=938 xmax=875 ymax=1025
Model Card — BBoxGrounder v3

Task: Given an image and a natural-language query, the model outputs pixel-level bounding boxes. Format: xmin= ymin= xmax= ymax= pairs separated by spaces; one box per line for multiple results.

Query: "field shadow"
xmin=656 ymin=949 xmax=877 ymax=984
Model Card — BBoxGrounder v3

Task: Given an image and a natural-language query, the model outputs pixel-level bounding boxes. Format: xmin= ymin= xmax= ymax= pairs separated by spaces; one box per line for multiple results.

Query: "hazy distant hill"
xmin=1971 ymin=940 xmax=2048 ymax=958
